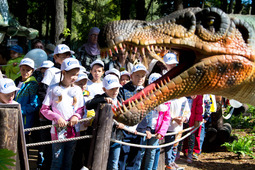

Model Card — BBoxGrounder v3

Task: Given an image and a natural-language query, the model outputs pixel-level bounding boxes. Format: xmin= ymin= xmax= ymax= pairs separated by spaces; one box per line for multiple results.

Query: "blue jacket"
xmin=15 ymin=76 xmax=41 ymax=132
xmin=118 ymin=81 xmax=152 ymax=132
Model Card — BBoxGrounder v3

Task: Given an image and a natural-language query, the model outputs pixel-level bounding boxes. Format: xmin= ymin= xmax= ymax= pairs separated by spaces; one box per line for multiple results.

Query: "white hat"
xmin=148 ymin=59 xmax=158 ymax=74
xmin=103 ymin=74 xmax=122 ymax=90
xmin=163 ymin=53 xmax=178 ymax=65
xmin=105 ymin=68 xmax=120 ymax=79
xmin=54 ymin=44 xmax=74 ymax=55
xmin=39 ymin=60 xmax=54 ymax=69
xmin=131 ymin=63 xmax=148 ymax=74
xmin=90 ymin=59 xmax=104 ymax=68
xmin=148 ymin=73 xmax=162 ymax=84
xmin=19 ymin=58 xmax=35 ymax=69
xmin=80 ymin=66 xmax=90 ymax=74
xmin=76 ymin=71 xmax=88 ymax=82
xmin=120 ymin=70 xmax=130 ymax=78
xmin=0 ymin=78 xmax=20 ymax=94
xmin=61 ymin=58 xmax=81 ymax=71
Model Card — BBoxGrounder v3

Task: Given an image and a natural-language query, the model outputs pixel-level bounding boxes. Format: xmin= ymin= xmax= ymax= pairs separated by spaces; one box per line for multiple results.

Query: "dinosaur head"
xmin=98 ymin=7 xmax=255 ymax=125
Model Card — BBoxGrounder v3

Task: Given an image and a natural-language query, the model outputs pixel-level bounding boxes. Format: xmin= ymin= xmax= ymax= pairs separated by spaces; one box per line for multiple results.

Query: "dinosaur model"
xmin=98 ymin=7 xmax=255 ymax=126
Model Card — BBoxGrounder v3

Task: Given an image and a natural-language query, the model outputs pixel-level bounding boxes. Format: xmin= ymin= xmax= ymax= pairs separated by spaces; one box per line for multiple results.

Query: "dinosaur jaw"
xmin=112 ymin=50 xmax=254 ymax=125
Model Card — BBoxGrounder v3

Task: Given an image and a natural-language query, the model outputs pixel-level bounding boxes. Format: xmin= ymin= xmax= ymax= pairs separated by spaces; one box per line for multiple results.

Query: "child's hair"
xmin=56 ymin=70 xmax=77 ymax=106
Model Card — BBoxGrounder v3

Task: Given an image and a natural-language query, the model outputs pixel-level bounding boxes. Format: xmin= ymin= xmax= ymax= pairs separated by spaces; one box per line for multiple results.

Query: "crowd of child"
xmin=0 ymin=28 xmax=217 ymax=170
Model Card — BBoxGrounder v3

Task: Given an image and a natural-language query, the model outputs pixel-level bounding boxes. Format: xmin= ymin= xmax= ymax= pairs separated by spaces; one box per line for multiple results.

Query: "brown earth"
xmin=175 ymin=129 xmax=255 ymax=170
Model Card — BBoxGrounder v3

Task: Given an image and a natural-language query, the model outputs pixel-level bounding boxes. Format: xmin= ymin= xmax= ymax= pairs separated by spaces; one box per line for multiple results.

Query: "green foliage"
xmin=221 ymin=134 xmax=255 ymax=159
xmin=63 ymin=28 xmax=71 ymax=38
xmin=0 ymin=149 xmax=16 ymax=169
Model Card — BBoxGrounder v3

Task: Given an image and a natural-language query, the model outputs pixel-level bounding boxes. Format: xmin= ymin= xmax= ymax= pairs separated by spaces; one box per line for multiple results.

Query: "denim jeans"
xmin=107 ymin=142 xmax=122 ymax=170
xmin=118 ymin=131 xmax=143 ymax=170
xmin=164 ymin=134 xmax=177 ymax=165
xmin=51 ymin=141 xmax=76 ymax=170
xmin=143 ymin=130 xmax=159 ymax=170
xmin=153 ymin=148 xmax=160 ymax=170
xmin=200 ymin=122 xmax=205 ymax=153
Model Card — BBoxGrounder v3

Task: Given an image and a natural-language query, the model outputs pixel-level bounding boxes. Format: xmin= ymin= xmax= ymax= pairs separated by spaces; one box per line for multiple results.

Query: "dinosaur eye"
xmin=195 ymin=7 xmax=230 ymax=41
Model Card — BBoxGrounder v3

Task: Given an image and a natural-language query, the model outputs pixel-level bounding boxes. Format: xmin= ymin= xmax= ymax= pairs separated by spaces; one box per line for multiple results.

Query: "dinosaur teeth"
xmin=123 ymin=104 xmax=128 ymax=112
xmin=114 ymin=46 xmax=118 ymax=53
xmin=119 ymin=43 xmax=123 ymax=52
xmin=108 ymin=49 xmax=113 ymax=57
xmin=134 ymin=46 xmax=137 ymax=53
xmin=128 ymin=101 xmax=132 ymax=108
xmin=131 ymin=101 xmax=136 ymax=107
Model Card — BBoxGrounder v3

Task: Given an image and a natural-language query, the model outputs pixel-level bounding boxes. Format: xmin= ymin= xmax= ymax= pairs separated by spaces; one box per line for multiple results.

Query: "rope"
xmin=26 ymin=135 xmax=93 ymax=147
xmin=24 ymin=117 xmax=95 ymax=132
xmin=113 ymin=120 xmax=195 ymax=137
xmin=110 ymin=122 xmax=203 ymax=149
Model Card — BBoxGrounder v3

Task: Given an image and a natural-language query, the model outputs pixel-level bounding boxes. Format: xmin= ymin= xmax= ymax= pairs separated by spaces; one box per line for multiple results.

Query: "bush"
xmin=0 ymin=149 xmax=16 ymax=169
xmin=221 ymin=134 xmax=255 ymax=159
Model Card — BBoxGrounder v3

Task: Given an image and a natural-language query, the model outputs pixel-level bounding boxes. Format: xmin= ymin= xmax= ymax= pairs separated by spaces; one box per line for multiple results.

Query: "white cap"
xmin=80 ymin=66 xmax=90 ymax=74
xmin=148 ymin=73 xmax=162 ymax=84
xmin=103 ymin=74 xmax=122 ymax=90
xmin=105 ymin=68 xmax=120 ymax=79
xmin=163 ymin=53 xmax=178 ymax=65
xmin=76 ymin=71 xmax=88 ymax=82
xmin=61 ymin=58 xmax=81 ymax=71
xmin=120 ymin=70 xmax=130 ymax=78
xmin=148 ymin=59 xmax=158 ymax=74
xmin=54 ymin=44 xmax=74 ymax=55
xmin=39 ymin=60 xmax=54 ymax=69
xmin=131 ymin=63 xmax=148 ymax=74
xmin=136 ymin=85 xmax=144 ymax=91
xmin=0 ymin=78 xmax=20 ymax=94
xmin=90 ymin=59 xmax=104 ymax=68
xmin=19 ymin=58 xmax=35 ymax=69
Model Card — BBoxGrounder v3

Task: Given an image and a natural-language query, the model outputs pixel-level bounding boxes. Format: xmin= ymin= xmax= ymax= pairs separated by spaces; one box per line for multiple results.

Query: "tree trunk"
xmin=221 ymin=0 xmax=228 ymax=13
xmin=66 ymin=0 xmax=73 ymax=45
xmin=234 ymin=0 xmax=243 ymax=14
xmin=174 ymin=0 xmax=183 ymax=11
xmin=55 ymin=0 xmax=64 ymax=45
xmin=50 ymin=0 xmax=56 ymax=44
xmin=252 ymin=0 xmax=255 ymax=14
xmin=45 ymin=0 xmax=51 ymax=42
xmin=136 ymin=0 xmax=146 ymax=20
xmin=17 ymin=0 xmax=28 ymax=52
xmin=120 ymin=0 xmax=132 ymax=19
xmin=228 ymin=0 xmax=234 ymax=14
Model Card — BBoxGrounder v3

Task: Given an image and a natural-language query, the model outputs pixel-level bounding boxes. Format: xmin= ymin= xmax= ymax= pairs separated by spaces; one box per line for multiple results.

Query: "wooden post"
xmin=90 ymin=104 xmax=114 ymax=170
xmin=0 ymin=104 xmax=29 ymax=170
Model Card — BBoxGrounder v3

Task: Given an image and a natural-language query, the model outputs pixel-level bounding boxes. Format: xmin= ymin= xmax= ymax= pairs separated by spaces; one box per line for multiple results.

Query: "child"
xmin=143 ymin=73 xmax=171 ymax=170
xmin=118 ymin=63 xmax=151 ymax=170
xmin=38 ymin=60 xmax=54 ymax=76
xmin=37 ymin=44 xmax=73 ymax=169
xmin=105 ymin=68 xmax=120 ymax=79
xmin=2 ymin=45 xmax=23 ymax=80
xmin=40 ymin=58 xmax=84 ymax=169
xmin=14 ymin=58 xmax=41 ymax=142
xmin=119 ymin=70 xmax=130 ymax=86
xmin=86 ymin=74 xmax=124 ymax=170
xmin=72 ymin=70 xmax=90 ymax=170
xmin=165 ymin=97 xmax=191 ymax=170
xmin=86 ymin=59 xmax=105 ymax=99
xmin=163 ymin=52 xmax=179 ymax=74
xmin=0 ymin=78 xmax=20 ymax=104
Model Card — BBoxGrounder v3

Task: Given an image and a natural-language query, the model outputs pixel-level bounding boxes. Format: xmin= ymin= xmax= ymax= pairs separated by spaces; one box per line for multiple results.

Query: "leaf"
xmin=0 ymin=149 xmax=16 ymax=169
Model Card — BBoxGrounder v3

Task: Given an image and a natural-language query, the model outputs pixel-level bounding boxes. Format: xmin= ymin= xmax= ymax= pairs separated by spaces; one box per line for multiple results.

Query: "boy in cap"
xmin=86 ymin=59 xmax=105 ymax=99
xmin=38 ymin=60 xmax=54 ymax=76
xmin=163 ymin=52 xmax=179 ymax=72
xmin=0 ymin=78 xmax=20 ymax=104
xmin=119 ymin=70 xmax=130 ymax=86
xmin=105 ymin=68 xmax=120 ymax=79
xmin=14 ymin=58 xmax=41 ymax=144
xmin=86 ymin=74 xmax=124 ymax=170
xmin=118 ymin=63 xmax=152 ymax=170
xmin=1 ymin=45 xmax=24 ymax=80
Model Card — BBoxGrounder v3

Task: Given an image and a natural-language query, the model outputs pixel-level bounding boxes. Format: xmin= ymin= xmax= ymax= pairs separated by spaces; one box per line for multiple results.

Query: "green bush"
xmin=221 ymin=134 xmax=255 ymax=159
xmin=0 ymin=149 xmax=16 ymax=169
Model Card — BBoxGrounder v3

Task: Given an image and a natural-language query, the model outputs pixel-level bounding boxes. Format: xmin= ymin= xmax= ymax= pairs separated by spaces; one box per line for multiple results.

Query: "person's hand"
xmin=173 ymin=117 xmax=182 ymax=125
xmin=194 ymin=121 xmax=200 ymax=127
xmin=57 ymin=117 xmax=67 ymax=127
xmin=117 ymin=123 xmax=125 ymax=129
xmin=134 ymin=130 xmax=137 ymax=135
xmin=69 ymin=116 xmax=79 ymax=126
xmin=181 ymin=116 xmax=187 ymax=123
xmin=146 ymin=130 xmax=152 ymax=139
xmin=105 ymin=97 xmax=113 ymax=104
xmin=156 ymin=133 xmax=162 ymax=139
xmin=13 ymin=62 xmax=18 ymax=66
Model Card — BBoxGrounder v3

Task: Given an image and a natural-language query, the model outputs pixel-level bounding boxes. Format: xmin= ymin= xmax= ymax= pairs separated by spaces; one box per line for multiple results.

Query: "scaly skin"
xmin=98 ymin=7 xmax=255 ymax=126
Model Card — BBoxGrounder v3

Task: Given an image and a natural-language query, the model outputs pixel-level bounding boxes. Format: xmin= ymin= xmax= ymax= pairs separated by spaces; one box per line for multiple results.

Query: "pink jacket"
xmin=155 ymin=102 xmax=171 ymax=140
xmin=188 ymin=95 xmax=203 ymax=127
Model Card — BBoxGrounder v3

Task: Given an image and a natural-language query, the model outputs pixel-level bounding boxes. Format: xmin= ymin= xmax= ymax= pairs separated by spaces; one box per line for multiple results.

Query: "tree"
xmin=55 ymin=0 xmax=64 ymax=45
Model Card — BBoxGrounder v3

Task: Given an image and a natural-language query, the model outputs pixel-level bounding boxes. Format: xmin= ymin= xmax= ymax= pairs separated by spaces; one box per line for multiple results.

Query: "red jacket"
xmin=189 ymin=95 xmax=203 ymax=127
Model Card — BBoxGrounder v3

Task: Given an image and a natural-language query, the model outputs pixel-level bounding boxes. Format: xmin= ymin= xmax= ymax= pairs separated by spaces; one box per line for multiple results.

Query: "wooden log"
xmin=91 ymin=104 xmax=114 ymax=170
xmin=0 ymin=104 xmax=29 ymax=170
